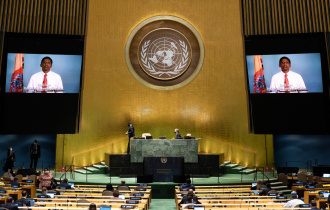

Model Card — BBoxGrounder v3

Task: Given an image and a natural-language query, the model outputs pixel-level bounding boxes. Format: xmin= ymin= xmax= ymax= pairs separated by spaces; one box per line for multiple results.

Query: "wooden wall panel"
xmin=242 ymin=0 xmax=330 ymax=35
xmin=0 ymin=0 xmax=87 ymax=35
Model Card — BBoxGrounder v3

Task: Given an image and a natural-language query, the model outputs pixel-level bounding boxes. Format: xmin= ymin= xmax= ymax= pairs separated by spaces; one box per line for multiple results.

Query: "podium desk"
xmin=131 ymin=139 xmax=198 ymax=163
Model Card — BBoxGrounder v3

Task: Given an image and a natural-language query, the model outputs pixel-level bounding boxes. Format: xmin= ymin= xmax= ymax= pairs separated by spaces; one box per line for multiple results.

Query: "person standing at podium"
xmin=125 ymin=122 xmax=135 ymax=154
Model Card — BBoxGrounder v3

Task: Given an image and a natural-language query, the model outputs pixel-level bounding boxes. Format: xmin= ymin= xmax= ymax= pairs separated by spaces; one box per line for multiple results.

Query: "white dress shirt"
xmin=27 ymin=71 xmax=63 ymax=90
xmin=283 ymin=199 xmax=304 ymax=208
xmin=269 ymin=70 xmax=306 ymax=91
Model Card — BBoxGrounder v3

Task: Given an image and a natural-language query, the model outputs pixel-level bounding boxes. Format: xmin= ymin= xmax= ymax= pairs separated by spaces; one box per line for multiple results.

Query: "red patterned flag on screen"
xmin=253 ymin=55 xmax=266 ymax=93
xmin=9 ymin=54 xmax=24 ymax=93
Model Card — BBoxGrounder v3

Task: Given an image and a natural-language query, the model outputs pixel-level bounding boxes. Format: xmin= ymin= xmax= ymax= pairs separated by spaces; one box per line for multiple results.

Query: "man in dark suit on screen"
xmin=125 ymin=122 xmax=135 ymax=154
xmin=30 ymin=139 xmax=41 ymax=169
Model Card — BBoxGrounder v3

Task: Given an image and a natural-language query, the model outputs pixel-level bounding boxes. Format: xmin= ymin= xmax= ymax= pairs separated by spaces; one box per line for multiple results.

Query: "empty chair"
xmin=0 ymin=186 xmax=7 ymax=193
xmin=27 ymin=175 xmax=37 ymax=184
xmin=315 ymin=183 xmax=323 ymax=188
xmin=297 ymin=173 xmax=307 ymax=182
xmin=268 ymin=190 xmax=277 ymax=195
xmin=315 ymin=176 xmax=322 ymax=182
xmin=77 ymin=199 xmax=90 ymax=206
xmin=102 ymin=190 xmax=113 ymax=196
xmin=2 ymin=172 xmax=13 ymax=178
xmin=118 ymin=186 xmax=130 ymax=191
xmin=278 ymin=173 xmax=289 ymax=186
xmin=14 ymin=174 xmax=23 ymax=182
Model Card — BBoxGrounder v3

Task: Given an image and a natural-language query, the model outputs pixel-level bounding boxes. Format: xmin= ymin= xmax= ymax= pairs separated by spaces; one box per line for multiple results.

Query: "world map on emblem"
xmin=138 ymin=29 xmax=192 ymax=80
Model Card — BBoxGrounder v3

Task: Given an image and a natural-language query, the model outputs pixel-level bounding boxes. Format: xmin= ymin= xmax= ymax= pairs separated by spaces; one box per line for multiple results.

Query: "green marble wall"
xmin=131 ymin=139 xmax=198 ymax=163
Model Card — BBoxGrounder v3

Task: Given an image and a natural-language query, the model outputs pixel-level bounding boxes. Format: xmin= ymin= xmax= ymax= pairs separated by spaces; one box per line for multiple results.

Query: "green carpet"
xmin=149 ymin=199 xmax=176 ymax=210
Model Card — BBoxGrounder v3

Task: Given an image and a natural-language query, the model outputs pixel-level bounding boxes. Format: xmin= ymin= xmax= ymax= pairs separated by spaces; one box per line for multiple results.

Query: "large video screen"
xmin=0 ymin=33 xmax=84 ymax=134
xmin=5 ymin=53 xmax=82 ymax=93
xmin=245 ymin=33 xmax=330 ymax=134
xmin=246 ymin=53 xmax=323 ymax=93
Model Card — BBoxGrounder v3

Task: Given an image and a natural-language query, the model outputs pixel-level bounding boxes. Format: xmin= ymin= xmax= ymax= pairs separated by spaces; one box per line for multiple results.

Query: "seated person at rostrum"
xmin=173 ymin=128 xmax=182 ymax=139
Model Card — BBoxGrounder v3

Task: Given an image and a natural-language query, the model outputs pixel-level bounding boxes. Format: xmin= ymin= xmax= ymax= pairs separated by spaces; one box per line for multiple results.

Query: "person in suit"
xmin=30 ymin=139 xmax=41 ymax=169
xmin=118 ymin=180 xmax=130 ymax=190
xmin=37 ymin=187 xmax=51 ymax=198
xmin=3 ymin=147 xmax=16 ymax=174
xmin=58 ymin=178 xmax=72 ymax=189
xmin=15 ymin=190 xmax=31 ymax=206
xmin=0 ymin=197 xmax=19 ymax=210
xmin=174 ymin=128 xmax=182 ymax=139
xmin=310 ymin=200 xmax=319 ymax=210
xmin=125 ymin=122 xmax=135 ymax=154
xmin=180 ymin=179 xmax=195 ymax=191
xmin=309 ymin=176 xmax=318 ymax=187
xmin=178 ymin=189 xmax=201 ymax=206
xmin=10 ymin=177 xmax=20 ymax=187
xmin=259 ymin=183 xmax=272 ymax=196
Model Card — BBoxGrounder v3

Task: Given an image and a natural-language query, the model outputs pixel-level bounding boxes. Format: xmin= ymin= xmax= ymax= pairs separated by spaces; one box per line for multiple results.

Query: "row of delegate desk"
xmin=174 ymin=185 xmax=291 ymax=210
xmin=0 ymin=182 xmax=152 ymax=210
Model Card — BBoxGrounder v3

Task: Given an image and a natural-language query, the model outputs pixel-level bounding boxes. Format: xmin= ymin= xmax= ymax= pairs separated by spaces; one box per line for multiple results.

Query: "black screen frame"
xmin=244 ymin=33 xmax=330 ymax=134
xmin=0 ymin=33 xmax=84 ymax=134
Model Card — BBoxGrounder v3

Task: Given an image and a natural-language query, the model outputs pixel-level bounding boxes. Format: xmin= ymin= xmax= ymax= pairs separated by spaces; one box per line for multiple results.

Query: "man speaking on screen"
xmin=269 ymin=56 xmax=306 ymax=92
xmin=27 ymin=57 xmax=63 ymax=91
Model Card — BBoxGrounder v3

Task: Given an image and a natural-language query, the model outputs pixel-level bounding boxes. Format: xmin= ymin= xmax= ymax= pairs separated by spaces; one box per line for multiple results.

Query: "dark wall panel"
xmin=0 ymin=134 xmax=56 ymax=171
xmin=274 ymin=135 xmax=330 ymax=169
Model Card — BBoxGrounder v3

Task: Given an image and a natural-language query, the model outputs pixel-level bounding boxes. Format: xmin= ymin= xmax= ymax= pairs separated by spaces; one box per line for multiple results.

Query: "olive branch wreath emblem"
xmin=140 ymin=40 xmax=189 ymax=77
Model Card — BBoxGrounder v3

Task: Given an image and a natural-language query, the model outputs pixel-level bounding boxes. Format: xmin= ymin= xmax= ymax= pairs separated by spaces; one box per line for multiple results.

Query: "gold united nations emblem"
xmin=138 ymin=29 xmax=192 ymax=80
xmin=126 ymin=16 xmax=204 ymax=90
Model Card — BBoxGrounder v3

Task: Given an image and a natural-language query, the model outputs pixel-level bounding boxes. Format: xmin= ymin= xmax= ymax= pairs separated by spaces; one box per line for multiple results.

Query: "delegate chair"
xmin=102 ymin=191 xmax=113 ymax=196
xmin=77 ymin=199 xmax=90 ymax=206
xmin=118 ymin=186 xmax=130 ymax=191
xmin=297 ymin=173 xmax=307 ymax=182
xmin=278 ymin=173 xmax=289 ymax=186
xmin=14 ymin=174 xmax=23 ymax=182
